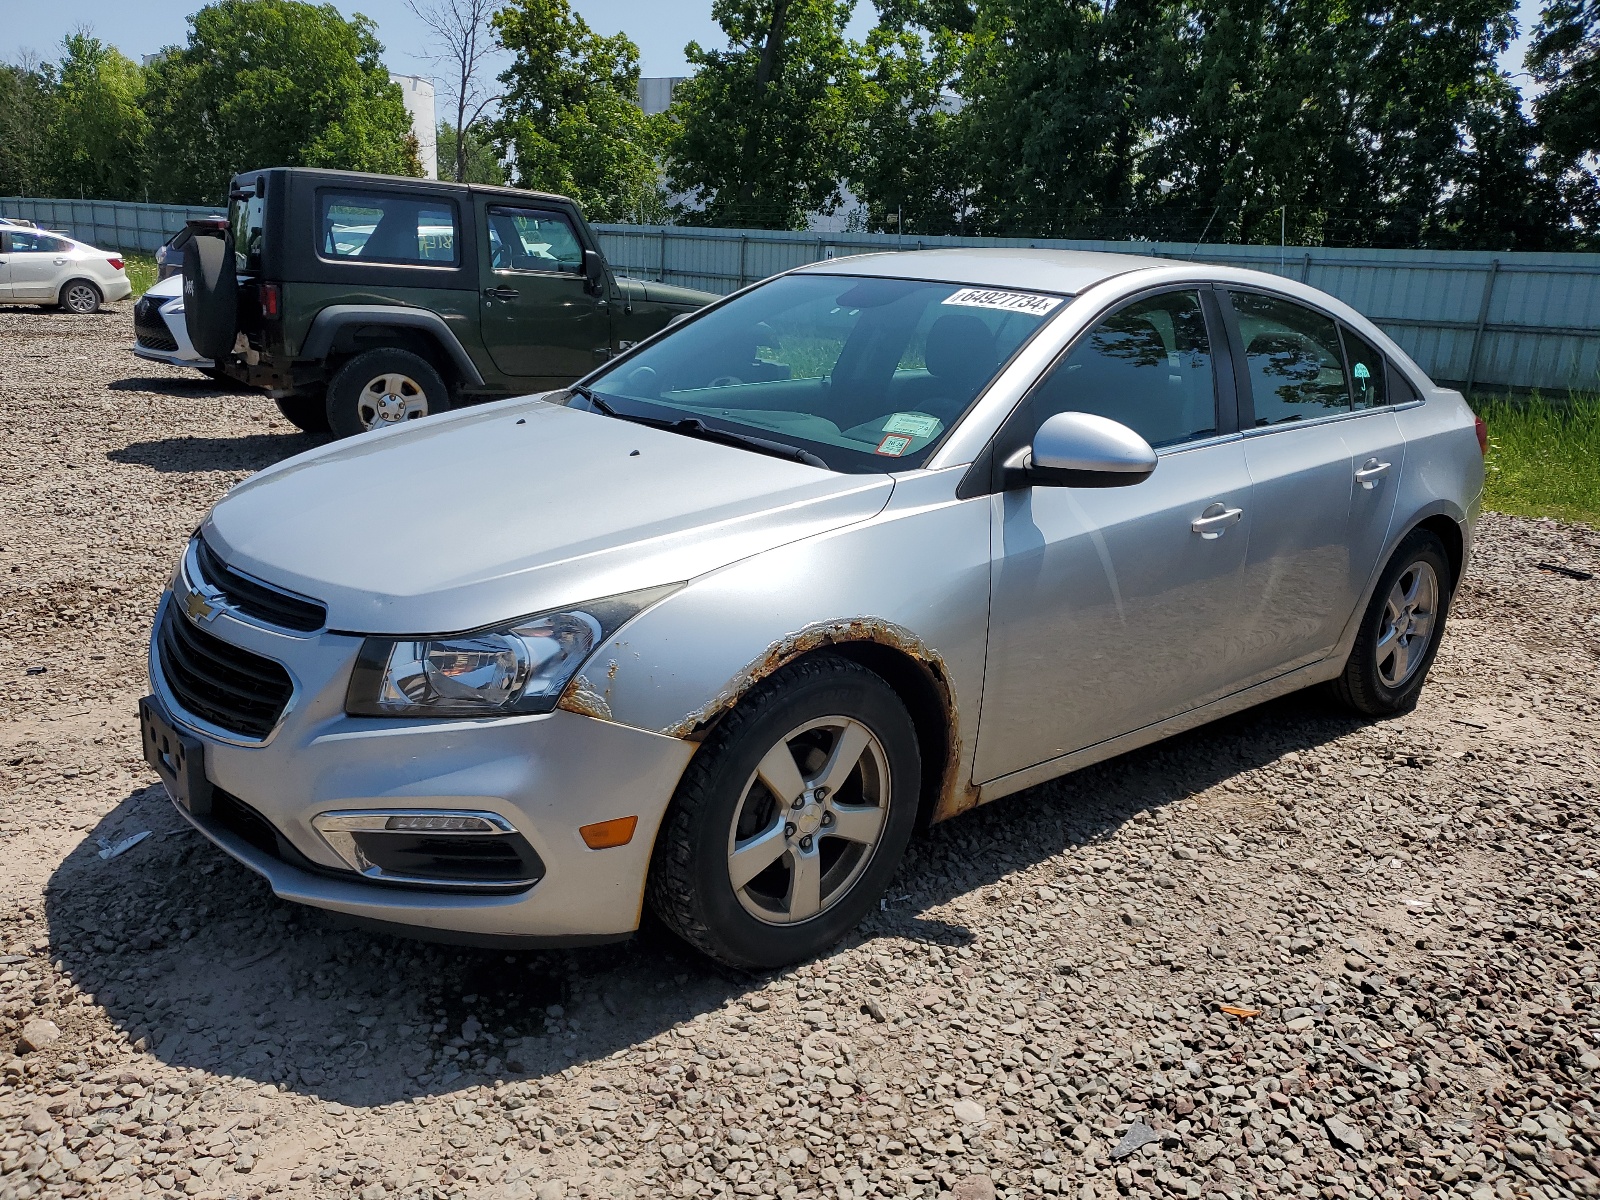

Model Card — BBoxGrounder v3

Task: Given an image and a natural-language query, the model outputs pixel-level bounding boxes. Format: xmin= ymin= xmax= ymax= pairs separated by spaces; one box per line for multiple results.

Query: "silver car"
xmin=139 ymin=249 xmax=1484 ymax=968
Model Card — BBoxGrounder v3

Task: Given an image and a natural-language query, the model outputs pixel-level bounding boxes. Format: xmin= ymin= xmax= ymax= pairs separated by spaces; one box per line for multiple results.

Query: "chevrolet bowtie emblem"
xmin=184 ymin=590 xmax=217 ymax=623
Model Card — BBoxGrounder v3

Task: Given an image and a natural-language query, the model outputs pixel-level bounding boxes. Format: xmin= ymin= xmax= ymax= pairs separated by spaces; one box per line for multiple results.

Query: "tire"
xmin=59 ymin=279 xmax=102 ymax=315
xmin=647 ymin=654 xmax=921 ymax=969
xmin=325 ymin=348 xmax=450 ymax=438
xmin=1333 ymin=529 xmax=1453 ymax=717
xmin=180 ymin=227 xmax=238 ymax=360
xmin=274 ymin=394 xmax=331 ymax=434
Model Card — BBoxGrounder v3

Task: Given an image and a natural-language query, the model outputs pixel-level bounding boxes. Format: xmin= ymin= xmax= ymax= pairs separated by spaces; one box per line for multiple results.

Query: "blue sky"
xmin=4 ymin=0 xmax=1542 ymax=88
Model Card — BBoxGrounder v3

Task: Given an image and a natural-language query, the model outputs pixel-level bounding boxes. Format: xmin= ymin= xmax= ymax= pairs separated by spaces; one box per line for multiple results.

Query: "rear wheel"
xmin=274 ymin=394 xmax=331 ymax=434
xmin=1333 ymin=529 xmax=1453 ymax=716
xmin=647 ymin=654 xmax=920 ymax=969
xmin=59 ymin=279 xmax=102 ymax=314
xmin=326 ymin=348 xmax=449 ymax=438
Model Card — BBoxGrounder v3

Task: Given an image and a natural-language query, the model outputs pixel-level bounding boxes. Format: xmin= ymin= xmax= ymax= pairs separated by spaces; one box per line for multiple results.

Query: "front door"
xmin=1224 ymin=290 xmax=1407 ymax=684
xmin=5 ymin=229 xmax=70 ymax=300
xmin=0 ymin=234 xmax=12 ymax=299
xmin=478 ymin=202 xmax=611 ymax=385
xmin=975 ymin=288 xmax=1256 ymax=784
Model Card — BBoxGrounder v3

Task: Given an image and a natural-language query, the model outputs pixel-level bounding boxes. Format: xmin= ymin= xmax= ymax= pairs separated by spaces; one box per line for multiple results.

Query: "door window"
xmin=1230 ymin=292 xmax=1350 ymax=424
xmin=6 ymin=230 xmax=69 ymax=253
xmin=486 ymin=207 xmax=585 ymax=274
xmin=1340 ymin=326 xmax=1388 ymax=409
xmin=317 ymin=191 xmax=459 ymax=265
xmin=1024 ymin=290 xmax=1218 ymax=448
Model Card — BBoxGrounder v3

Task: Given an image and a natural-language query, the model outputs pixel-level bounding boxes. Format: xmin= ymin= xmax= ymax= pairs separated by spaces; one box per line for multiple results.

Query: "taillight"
xmin=260 ymin=282 xmax=281 ymax=320
xmin=108 ymin=256 xmax=124 ymax=271
xmin=1474 ymin=415 xmax=1488 ymax=456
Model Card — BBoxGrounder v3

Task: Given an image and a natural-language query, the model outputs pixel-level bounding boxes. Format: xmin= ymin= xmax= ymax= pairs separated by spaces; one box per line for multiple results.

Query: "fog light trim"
xmin=311 ymin=809 xmax=542 ymax=890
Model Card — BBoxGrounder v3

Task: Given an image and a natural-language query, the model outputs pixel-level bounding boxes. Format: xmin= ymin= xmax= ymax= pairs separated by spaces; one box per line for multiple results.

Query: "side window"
xmin=1230 ymin=292 xmax=1350 ymax=424
xmin=1388 ymin=360 xmax=1422 ymax=404
xmin=1340 ymin=326 xmax=1388 ymax=409
xmin=8 ymin=230 xmax=67 ymax=253
xmin=1025 ymin=290 xmax=1218 ymax=449
xmin=318 ymin=191 xmax=459 ymax=265
xmin=486 ymin=206 xmax=585 ymax=274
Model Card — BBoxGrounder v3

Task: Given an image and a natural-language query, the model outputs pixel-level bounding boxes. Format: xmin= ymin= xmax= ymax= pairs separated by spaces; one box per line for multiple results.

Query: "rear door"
xmin=477 ymin=201 xmax=611 ymax=385
xmin=1224 ymin=289 xmax=1406 ymax=684
xmin=6 ymin=229 xmax=71 ymax=300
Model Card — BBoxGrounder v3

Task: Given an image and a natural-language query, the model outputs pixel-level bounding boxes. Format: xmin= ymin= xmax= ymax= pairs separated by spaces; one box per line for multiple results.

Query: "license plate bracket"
xmin=139 ymin=695 xmax=213 ymax=817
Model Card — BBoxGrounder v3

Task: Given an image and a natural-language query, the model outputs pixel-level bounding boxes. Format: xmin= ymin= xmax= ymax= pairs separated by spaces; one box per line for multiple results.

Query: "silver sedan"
xmin=139 ymin=249 xmax=1484 ymax=968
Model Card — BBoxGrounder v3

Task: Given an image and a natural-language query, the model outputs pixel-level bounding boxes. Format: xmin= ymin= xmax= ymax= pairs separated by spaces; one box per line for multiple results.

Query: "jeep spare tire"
xmin=181 ymin=222 xmax=238 ymax=362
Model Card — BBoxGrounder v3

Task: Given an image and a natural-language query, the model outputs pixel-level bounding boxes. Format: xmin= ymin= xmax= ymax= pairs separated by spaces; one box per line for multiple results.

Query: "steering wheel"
xmin=708 ymin=375 xmax=744 ymax=387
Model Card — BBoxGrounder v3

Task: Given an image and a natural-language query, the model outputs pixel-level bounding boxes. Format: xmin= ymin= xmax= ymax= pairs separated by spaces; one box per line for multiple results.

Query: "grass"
xmin=121 ymin=250 xmax=157 ymax=298
xmin=1472 ymin=391 xmax=1600 ymax=528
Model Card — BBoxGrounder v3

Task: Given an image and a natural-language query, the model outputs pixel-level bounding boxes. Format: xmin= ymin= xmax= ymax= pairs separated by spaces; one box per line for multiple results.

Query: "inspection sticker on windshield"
xmin=943 ymin=287 xmax=1064 ymax=316
xmin=883 ymin=412 xmax=942 ymax=438
xmin=875 ymin=434 xmax=915 ymax=457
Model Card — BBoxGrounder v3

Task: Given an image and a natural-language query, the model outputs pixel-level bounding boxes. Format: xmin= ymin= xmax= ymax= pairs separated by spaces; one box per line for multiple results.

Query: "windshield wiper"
xmin=571 ymin=386 xmax=828 ymax=469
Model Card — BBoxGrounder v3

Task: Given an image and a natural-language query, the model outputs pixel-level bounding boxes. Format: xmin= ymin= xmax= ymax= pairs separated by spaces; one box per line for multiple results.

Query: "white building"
xmin=637 ymin=77 xmax=686 ymax=116
xmin=390 ymin=74 xmax=438 ymax=180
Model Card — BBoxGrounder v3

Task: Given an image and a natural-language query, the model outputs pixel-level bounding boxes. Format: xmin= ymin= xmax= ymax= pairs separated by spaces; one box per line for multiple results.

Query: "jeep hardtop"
xmin=179 ymin=167 xmax=715 ymax=436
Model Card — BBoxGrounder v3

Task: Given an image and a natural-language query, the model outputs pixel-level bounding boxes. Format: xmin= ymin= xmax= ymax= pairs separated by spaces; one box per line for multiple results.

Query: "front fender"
xmin=561 ymin=468 xmax=993 ymax=820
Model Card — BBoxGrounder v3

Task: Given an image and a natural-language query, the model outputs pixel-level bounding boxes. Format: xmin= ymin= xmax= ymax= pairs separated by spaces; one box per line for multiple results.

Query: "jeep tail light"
xmin=108 ymin=256 xmax=124 ymax=271
xmin=260 ymin=282 xmax=281 ymax=320
xmin=1474 ymin=415 xmax=1488 ymax=456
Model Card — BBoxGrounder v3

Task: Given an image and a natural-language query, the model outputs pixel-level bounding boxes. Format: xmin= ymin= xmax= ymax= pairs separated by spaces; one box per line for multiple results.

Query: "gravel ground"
xmin=1 ymin=308 xmax=1598 ymax=1200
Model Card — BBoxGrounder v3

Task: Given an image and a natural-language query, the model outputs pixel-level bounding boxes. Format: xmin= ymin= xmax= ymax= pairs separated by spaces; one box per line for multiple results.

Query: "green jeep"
xmin=179 ymin=167 xmax=716 ymax=437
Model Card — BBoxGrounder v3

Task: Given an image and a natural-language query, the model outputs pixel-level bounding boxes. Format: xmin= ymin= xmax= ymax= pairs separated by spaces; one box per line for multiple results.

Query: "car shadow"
xmin=108 ymin=375 xmax=243 ymax=397
xmin=108 ymin=432 xmax=329 ymax=474
xmin=43 ymin=688 xmax=1364 ymax=1108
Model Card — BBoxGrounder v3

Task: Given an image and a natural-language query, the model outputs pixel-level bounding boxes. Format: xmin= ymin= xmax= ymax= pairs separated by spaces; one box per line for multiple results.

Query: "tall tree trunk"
xmin=737 ymin=0 xmax=791 ymax=219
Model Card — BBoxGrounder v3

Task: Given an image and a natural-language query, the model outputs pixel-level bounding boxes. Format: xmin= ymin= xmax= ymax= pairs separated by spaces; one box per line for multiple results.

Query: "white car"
xmin=0 ymin=226 xmax=132 ymax=313
xmin=133 ymin=273 xmax=213 ymax=369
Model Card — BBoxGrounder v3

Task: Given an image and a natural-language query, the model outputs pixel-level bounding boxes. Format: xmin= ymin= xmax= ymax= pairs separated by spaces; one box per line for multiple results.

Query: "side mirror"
xmin=583 ymin=249 xmax=607 ymax=295
xmin=1005 ymin=411 xmax=1157 ymax=488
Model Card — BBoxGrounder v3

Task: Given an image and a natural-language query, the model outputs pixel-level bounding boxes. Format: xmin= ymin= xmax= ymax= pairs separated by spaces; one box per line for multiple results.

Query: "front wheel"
xmin=59 ymin=279 xmax=102 ymax=314
xmin=1333 ymin=529 xmax=1453 ymax=716
xmin=647 ymin=654 xmax=921 ymax=969
xmin=326 ymin=348 xmax=450 ymax=438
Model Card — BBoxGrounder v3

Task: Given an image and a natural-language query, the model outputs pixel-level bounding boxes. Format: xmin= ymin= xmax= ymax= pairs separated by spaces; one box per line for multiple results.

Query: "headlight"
xmin=345 ymin=584 xmax=679 ymax=718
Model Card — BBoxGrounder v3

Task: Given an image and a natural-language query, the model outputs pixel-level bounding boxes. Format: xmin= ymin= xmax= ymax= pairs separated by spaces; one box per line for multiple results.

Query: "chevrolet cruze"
xmin=140 ymin=249 xmax=1484 ymax=968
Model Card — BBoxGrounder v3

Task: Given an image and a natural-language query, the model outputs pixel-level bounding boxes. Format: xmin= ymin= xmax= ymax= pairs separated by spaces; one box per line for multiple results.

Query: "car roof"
xmin=792 ymin=247 xmax=1174 ymax=294
xmin=234 ymin=166 xmax=575 ymax=209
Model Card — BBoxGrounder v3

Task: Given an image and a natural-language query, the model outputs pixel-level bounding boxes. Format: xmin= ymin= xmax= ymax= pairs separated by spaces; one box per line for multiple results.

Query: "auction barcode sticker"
xmin=942 ymin=287 xmax=1065 ymax=316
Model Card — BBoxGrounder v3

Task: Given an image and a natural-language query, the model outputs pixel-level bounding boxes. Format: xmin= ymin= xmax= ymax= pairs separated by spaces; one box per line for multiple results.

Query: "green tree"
xmin=142 ymin=0 xmax=420 ymax=205
xmin=667 ymin=0 xmax=862 ymax=229
xmin=1528 ymin=0 xmax=1600 ymax=242
xmin=46 ymin=33 xmax=148 ymax=201
xmin=438 ymin=120 xmax=506 ymax=184
xmin=0 ymin=57 xmax=59 ymax=197
xmin=847 ymin=24 xmax=970 ymax=234
xmin=492 ymin=0 xmax=668 ymax=222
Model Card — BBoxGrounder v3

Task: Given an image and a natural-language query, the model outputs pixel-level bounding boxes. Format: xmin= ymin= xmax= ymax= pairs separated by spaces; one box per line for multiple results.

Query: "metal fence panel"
xmin=7 ymin=196 xmax=1592 ymax=392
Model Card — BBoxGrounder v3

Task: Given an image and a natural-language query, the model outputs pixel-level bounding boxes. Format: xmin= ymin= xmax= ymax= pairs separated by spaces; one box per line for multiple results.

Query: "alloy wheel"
xmin=64 ymin=283 xmax=98 ymax=314
xmin=726 ymin=716 xmax=891 ymax=925
xmin=356 ymin=372 xmax=429 ymax=430
xmin=1375 ymin=559 xmax=1439 ymax=688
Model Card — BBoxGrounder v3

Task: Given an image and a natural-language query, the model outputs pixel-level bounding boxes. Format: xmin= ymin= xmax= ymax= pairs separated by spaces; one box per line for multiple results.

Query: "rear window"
xmin=317 ymin=190 xmax=459 ymax=266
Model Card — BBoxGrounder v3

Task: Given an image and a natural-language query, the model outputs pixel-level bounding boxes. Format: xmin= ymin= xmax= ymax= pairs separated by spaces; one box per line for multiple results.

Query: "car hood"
xmin=616 ymin=276 xmax=719 ymax=308
xmin=203 ymin=397 xmax=894 ymax=634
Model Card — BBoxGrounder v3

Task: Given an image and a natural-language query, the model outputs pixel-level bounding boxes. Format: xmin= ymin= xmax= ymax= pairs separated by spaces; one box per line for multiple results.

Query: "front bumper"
xmin=145 ymin=591 xmax=697 ymax=940
xmin=133 ymin=345 xmax=214 ymax=369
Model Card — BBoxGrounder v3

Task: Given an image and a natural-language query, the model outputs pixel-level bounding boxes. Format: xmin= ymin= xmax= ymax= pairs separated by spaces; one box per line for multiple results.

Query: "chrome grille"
xmin=156 ymin=602 xmax=293 ymax=740
xmin=194 ymin=538 xmax=326 ymax=633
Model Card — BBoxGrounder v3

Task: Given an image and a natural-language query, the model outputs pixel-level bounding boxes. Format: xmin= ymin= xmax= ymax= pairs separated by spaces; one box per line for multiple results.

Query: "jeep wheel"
xmin=326 ymin=349 xmax=450 ymax=438
xmin=59 ymin=279 xmax=102 ymax=315
xmin=275 ymin=394 xmax=331 ymax=434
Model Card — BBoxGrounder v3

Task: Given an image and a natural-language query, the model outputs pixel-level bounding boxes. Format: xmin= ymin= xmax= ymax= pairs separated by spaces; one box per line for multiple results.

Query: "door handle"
xmin=483 ymin=286 xmax=519 ymax=301
xmin=1191 ymin=504 xmax=1244 ymax=539
xmin=1355 ymin=458 xmax=1391 ymax=489
xmin=54 ymin=257 xmax=68 ymax=265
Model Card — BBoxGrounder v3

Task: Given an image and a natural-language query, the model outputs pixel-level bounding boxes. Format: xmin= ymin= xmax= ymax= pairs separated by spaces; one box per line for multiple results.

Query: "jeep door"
xmin=974 ymin=288 xmax=1257 ymax=784
xmin=478 ymin=202 xmax=611 ymax=386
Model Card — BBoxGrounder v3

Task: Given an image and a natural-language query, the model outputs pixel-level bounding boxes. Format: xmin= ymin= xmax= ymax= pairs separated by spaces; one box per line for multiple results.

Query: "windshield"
xmin=579 ymin=273 xmax=1067 ymax=472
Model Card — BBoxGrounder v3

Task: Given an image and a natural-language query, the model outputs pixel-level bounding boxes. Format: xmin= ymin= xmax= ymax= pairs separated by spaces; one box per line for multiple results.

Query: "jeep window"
xmin=230 ymin=189 xmax=264 ymax=273
xmin=318 ymin=191 xmax=459 ymax=266
xmin=487 ymin=206 xmax=584 ymax=274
